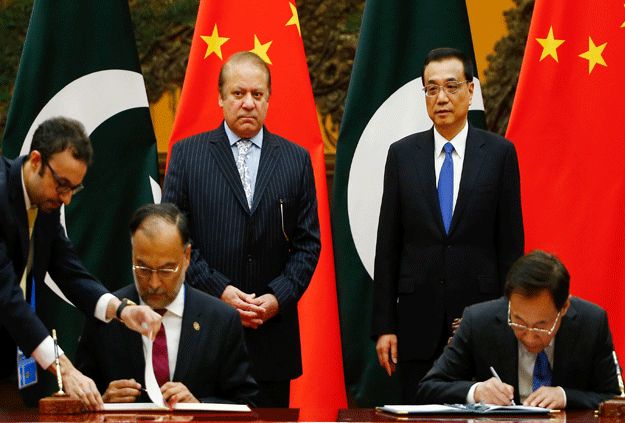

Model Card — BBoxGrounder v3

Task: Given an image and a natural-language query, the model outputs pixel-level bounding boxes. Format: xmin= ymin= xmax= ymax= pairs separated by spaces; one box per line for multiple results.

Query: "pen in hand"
xmin=489 ymin=366 xmax=516 ymax=406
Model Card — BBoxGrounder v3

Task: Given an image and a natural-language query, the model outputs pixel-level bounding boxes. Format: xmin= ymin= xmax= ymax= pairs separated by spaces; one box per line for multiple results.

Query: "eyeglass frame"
xmin=45 ymin=161 xmax=84 ymax=195
xmin=507 ymin=301 xmax=561 ymax=336
xmin=422 ymin=80 xmax=469 ymax=97
xmin=132 ymin=262 xmax=182 ymax=281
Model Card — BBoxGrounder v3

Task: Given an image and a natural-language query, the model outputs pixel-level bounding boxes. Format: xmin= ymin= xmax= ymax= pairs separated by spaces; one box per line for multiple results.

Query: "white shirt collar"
xmin=20 ymin=162 xmax=34 ymax=211
xmin=224 ymin=121 xmax=263 ymax=149
xmin=433 ymin=121 xmax=468 ymax=160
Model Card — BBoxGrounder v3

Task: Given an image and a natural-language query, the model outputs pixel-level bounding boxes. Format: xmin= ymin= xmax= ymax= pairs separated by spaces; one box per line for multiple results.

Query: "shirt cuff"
xmin=31 ymin=336 xmax=65 ymax=370
xmin=467 ymin=382 xmax=479 ymax=403
xmin=558 ymin=386 xmax=567 ymax=407
xmin=96 ymin=293 xmax=116 ymax=322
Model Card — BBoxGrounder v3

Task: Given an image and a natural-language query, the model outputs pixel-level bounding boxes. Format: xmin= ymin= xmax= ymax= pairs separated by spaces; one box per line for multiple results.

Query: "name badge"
xmin=17 ymin=347 xmax=38 ymax=389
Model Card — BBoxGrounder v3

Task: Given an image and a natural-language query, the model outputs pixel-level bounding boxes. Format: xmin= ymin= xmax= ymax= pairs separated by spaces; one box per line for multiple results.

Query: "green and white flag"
xmin=2 ymin=0 xmax=159 ymax=402
xmin=332 ymin=0 xmax=486 ymax=407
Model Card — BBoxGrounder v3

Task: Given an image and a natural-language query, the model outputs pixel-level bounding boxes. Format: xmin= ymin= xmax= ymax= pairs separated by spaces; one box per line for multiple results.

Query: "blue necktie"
xmin=438 ymin=142 xmax=454 ymax=233
xmin=532 ymin=350 xmax=552 ymax=391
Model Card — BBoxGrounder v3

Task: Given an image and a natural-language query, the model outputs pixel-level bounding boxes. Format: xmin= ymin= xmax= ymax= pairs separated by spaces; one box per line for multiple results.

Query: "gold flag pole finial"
xmin=52 ymin=329 xmax=64 ymax=395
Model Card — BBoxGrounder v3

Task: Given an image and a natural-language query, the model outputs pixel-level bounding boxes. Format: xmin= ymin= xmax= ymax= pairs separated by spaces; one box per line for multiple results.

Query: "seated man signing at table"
xmin=417 ymin=250 xmax=619 ymax=409
xmin=76 ymin=203 xmax=258 ymax=406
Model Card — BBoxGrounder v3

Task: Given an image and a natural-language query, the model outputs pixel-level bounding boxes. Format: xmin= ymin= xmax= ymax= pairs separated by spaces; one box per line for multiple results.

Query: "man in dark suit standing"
xmin=76 ymin=203 xmax=258 ymax=406
xmin=418 ymin=250 xmax=620 ymax=409
xmin=372 ymin=47 xmax=524 ymax=402
xmin=163 ymin=51 xmax=321 ymax=407
xmin=0 ymin=117 xmax=161 ymax=409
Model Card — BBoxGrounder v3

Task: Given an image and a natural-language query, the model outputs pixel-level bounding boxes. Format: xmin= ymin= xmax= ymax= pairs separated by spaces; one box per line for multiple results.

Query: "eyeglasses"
xmin=422 ymin=80 xmax=468 ymax=97
xmin=45 ymin=161 xmax=84 ymax=195
xmin=133 ymin=262 xmax=182 ymax=281
xmin=508 ymin=302 xmax=561 ymax=335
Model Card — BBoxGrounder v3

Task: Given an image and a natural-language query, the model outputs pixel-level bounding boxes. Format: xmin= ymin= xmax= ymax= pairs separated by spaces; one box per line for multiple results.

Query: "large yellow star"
xmin=250 ymin=35 xmax=273 ymax=65
xmin=200 ymin=24 xmax=229 ymax=60
xmin=622 ymin=4 xmax=625 ymax=27
xmin=536 ymin=27 xmax=565 ymax=62
xmin=579 ymin=37 xmax=607 ymax=74
xmin=286 ymin=2 xmax=301 ymax=37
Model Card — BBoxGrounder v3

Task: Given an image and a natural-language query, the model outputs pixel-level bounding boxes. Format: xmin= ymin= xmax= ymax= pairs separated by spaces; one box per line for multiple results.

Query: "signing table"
xmin=0 ymin=409 xmax=619 ymax=422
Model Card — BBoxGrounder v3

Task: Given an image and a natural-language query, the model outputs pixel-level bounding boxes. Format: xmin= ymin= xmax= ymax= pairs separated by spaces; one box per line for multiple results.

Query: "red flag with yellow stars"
xmin=507 ymin=1 xmax=625 ymax=354
xmin=167 ymin=0 xmax=346 ymax=417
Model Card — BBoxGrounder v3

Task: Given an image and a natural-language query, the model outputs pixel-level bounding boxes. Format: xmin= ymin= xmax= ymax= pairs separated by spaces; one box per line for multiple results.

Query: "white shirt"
xmin=21 ymin=165 xmax=114 ymax=370
xmin=433 ymin=122 xmax=468 ymax=213
xmin=139 ymin=285 xmax=185 ymax=381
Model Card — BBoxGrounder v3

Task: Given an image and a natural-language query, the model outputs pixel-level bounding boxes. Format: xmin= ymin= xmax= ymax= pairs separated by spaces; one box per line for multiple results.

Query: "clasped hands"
xmin=475 ymin=377 xmax=565 ymax=409
xmin=221 ymin=285 xmax=279 ymax=328
xmin=103 ymin=379 xmax=198 ymax=407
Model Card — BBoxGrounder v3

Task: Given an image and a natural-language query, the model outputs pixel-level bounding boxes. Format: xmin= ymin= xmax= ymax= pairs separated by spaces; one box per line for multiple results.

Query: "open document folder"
xmin=377 ymin=403 xmax=554 ymax=415
xmin=100 ymin=333 xmax=251 ymax=413
xmin=101 ymin=402 xmax=252 ymax=412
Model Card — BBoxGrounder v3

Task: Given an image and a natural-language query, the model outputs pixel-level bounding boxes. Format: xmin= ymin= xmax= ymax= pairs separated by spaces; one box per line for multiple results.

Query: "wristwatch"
xmin=116 ymin=298 xmax=137 ymax=321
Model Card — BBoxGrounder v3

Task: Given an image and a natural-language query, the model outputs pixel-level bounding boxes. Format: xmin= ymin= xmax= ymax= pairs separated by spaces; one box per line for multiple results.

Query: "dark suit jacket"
xmin=0 ymin=155 xmax=108 ymax=357
xmin=162 ymin=122 xmax=321 ymax=381
xmin=371 ymin=125 xmax=524 ymax=361
xmin=417 ymin=297 xmax=620 ymax=409
xmin=75 ymin=283 xmax=258 ymax=405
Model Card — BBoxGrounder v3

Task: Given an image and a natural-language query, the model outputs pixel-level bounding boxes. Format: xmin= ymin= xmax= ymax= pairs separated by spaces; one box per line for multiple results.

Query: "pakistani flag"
xmin=2 ymin=0 xmax=159 ymax=403
xmin=332 ymin=0 xmax=486 ymax=407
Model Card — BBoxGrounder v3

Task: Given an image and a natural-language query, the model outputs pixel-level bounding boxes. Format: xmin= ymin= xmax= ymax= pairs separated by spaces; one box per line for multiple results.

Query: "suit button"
xmin=440 ymin=278 xmax=444 ymax=284
xmin=248 ymin=255 xmax=252 ymax=262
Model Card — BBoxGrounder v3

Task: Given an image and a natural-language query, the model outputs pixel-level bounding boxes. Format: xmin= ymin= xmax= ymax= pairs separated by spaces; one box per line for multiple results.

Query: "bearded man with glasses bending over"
xmin=417 ymin=250 xmax=620 ymax=409
xmin=0 ymin=117 xmax=162 ymax=410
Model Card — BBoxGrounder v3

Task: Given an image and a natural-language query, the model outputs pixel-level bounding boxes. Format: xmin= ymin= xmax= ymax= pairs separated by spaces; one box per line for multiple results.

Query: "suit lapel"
xmin=209 ymin=124 xmax=251 ymax=213
xmin=450 ymin=124 xmax=486 ymax=234
xmin=252 ymin=127 xmax=280 ymax=214
xmin=415 ymin=130 xmax=446 ymax=235
xmin=7 ymin=157 xmax=30 ymax=267
xmin=173 ymin=285 xmax=201 ymax=382
xmin=552 ymin=302 xmax=579 ymax=387
xmin=494 ymin=301 xmax=520 ymax=398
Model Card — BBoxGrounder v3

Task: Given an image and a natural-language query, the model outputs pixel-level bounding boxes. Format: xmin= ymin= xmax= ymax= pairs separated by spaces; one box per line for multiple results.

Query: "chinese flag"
xmin=167 ymin=0 xmax=346 ymax=417
xmin=507 ymin=1 xmax=625 ymax=354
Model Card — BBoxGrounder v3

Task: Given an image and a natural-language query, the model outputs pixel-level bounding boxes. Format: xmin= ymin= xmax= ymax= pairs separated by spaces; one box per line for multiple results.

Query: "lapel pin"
xmin=193 ymin=322 xmax=200 ymax=331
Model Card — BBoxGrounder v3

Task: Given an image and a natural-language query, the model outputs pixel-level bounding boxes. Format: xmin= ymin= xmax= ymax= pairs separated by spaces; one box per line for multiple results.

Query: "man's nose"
xmin=436 ymin=88 xmax=450 ymax=102
xmin=59 ymin=190 xmax=73 ymax=206
xmin=148 ymin=272 xmax=161 ymax=290
xmin=242 ymin=93 xmax=255 ymax=108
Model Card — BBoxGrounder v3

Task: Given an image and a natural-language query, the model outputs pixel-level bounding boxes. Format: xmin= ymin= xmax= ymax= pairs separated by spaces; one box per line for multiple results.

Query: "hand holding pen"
xmin=473 ymin=366 xmax=516 ymax=406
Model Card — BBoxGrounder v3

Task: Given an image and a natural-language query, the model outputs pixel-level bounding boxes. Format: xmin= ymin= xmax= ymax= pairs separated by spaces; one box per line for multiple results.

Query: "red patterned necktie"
xmin=152 ymin=309 xmax=169 ymax=387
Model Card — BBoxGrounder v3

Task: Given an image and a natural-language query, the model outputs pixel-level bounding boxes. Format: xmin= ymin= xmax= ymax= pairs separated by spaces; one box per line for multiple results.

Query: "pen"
xmin=489 ymin=366 xmax=515 ymax=406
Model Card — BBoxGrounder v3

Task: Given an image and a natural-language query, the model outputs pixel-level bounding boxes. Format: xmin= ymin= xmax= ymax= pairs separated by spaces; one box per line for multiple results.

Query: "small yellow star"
xmin=621 ymin=4 xmax=625 ymax=28
xmin=200 ymin=24 xmax=229 ymax=60
xmin=286 ymin=2 xmax=301 ymax=37
xmin=536 ymin=27 xmax=565 ymax=62
xmin=579 ymin=37 xmax=607 ymax=74
xmin=250 ymin=35 xmax=273 ymax=65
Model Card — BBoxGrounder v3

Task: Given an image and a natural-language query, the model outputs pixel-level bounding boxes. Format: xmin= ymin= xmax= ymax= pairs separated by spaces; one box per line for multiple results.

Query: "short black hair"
xmin=421 ymin=47 xmax=474 ymax=84
xmin=129 ymin=203 xmax=190 ymax=247
xmin=30 ymin=117 xmax=93 ymax=169
xmin=218 ymin=51 xmax=271 ymax=99
xmin=504 ymin=250 xmax=570 ymax=310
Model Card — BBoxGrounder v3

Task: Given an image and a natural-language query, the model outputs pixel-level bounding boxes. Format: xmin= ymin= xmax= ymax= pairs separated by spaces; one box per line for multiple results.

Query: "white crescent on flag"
xmin=20 ymin=69 xmax=161 ymax=305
